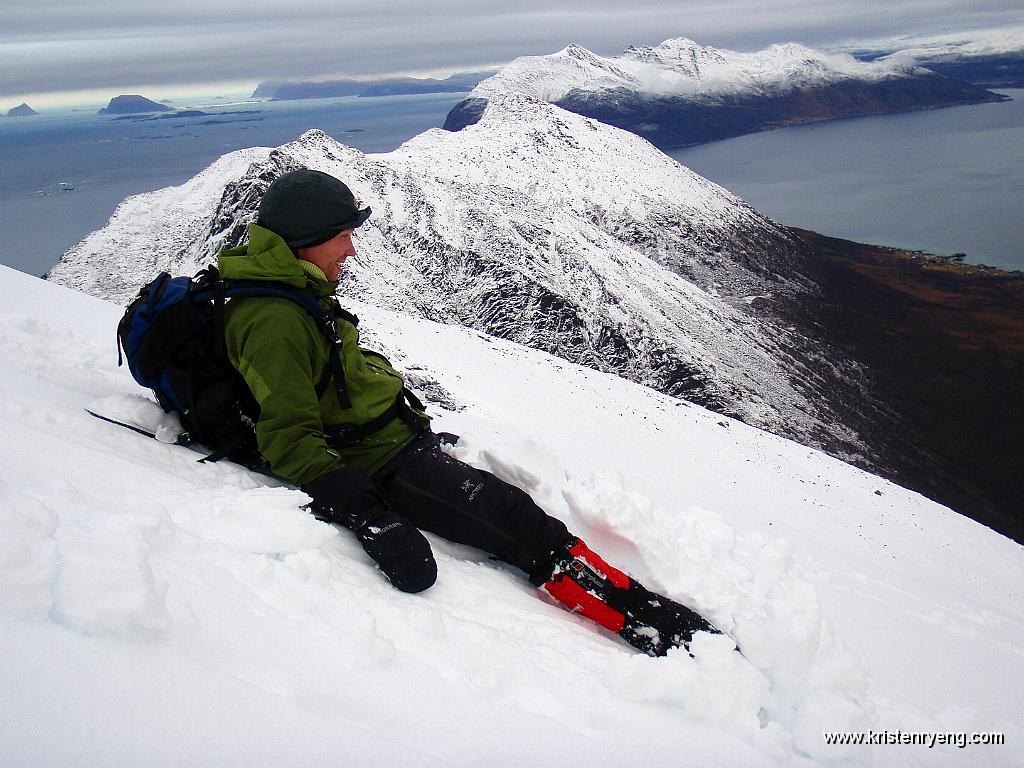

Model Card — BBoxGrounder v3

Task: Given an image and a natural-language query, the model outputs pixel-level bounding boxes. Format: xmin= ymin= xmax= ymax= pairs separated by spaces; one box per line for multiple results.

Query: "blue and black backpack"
xmin=116 ymin=265 xmax=353 ymax=465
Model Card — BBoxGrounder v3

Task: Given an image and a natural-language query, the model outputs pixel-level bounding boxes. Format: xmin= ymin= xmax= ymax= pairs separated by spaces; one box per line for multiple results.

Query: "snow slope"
xmin=2 ymin=264 xmax=1021 ymax=766
xmin=468 ymin=38 xmax=924 ymax=103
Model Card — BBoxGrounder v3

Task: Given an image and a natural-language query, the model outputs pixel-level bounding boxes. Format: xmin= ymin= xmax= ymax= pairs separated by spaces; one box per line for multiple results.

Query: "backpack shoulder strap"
xmin=191 ymin=272 xmax=353 ymax=410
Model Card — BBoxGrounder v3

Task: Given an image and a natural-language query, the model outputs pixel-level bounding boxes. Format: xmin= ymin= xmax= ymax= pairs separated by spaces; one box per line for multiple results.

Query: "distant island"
xmin=253 ymin=71 xmax=493 ymax=101
xmin=7 ymin=102 xmax=39 ymax=117
xmin=98 ymin=95 xmax=175 ymax=115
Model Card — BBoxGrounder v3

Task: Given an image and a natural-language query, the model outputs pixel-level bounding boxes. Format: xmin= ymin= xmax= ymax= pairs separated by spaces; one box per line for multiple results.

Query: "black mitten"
xmin=351 ymin=506 xmax=437 ymax=593
xmin=302 ymin=466 xmax=436 ymax=593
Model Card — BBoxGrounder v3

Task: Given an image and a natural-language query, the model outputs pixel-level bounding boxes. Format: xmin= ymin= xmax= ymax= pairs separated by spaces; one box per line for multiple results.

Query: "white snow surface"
xmin=2 ymin=263 xmax=1021 ymax=766
xmin=469 ymin=37 xmax=925 ymax=103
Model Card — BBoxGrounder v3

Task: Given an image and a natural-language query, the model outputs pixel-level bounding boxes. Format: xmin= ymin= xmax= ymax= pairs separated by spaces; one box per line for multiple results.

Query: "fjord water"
xmin=669 ymin=89 xmax=1024 ymax=271
xmin=3 ymin=89 xmax=1022 ymax=276
xmin=0 ymin=93 xmax=467 ymax=277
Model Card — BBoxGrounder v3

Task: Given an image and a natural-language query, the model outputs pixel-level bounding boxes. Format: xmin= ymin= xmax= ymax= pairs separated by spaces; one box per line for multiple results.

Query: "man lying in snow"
xmin=216 ymin=169 xmax=718 ymax=656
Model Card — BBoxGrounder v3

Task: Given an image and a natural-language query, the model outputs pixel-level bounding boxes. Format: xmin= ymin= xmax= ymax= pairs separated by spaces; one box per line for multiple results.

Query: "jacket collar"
xmin=217 ymin=223 xmax=337 ymax=298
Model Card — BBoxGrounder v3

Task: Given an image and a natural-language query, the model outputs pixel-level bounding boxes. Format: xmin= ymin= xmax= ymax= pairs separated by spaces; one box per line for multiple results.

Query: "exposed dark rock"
xmin=202 ymin=150 xmax=301 ymax=259
xmin=442 ymin=98 xmax=488 ymax=131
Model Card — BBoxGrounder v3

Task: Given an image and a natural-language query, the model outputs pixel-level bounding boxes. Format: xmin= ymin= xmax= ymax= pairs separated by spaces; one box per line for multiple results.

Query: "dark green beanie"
xmin=257 ymin=169 xmax=371 ymax=249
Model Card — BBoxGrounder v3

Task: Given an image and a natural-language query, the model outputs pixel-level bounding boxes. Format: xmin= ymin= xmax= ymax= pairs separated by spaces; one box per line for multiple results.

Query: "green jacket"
xmin=217 ymin=224 xmax=427 ymax=485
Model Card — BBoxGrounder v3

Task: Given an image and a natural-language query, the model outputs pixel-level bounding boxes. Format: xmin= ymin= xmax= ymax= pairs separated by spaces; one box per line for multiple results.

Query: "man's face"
xmin=299 ymin=229 xmax=356 ymax=282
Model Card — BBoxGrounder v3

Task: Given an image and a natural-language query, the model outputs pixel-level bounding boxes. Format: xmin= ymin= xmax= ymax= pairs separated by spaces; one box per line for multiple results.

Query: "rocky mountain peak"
xmin=469 ymin=35 xmax=923 ymax=107
xmin=622 ymin=37 xmax=728 ymax=73
xmin=473 ymin=45 xmax=640 ymax=102
xmin=560 ymin=43 xmax=599 ymax=59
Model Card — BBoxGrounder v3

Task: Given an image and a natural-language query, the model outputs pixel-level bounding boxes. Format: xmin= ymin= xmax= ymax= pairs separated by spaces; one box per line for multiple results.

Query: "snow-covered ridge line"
xmin=469 ymin=37 xmax=925 ymax=103
xmin=444 ymin=34 xmax=1001 ymax=148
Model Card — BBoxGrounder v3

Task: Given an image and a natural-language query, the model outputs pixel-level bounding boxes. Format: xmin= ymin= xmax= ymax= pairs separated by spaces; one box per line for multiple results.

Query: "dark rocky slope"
xmin=552 ymin=76 xmax=1006 ymax=148
xmin=786 ymin=229 xmax=1024 ymax=540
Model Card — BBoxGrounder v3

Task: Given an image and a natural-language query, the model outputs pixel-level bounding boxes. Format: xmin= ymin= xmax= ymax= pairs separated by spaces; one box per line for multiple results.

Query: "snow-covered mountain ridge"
xmin=3 ymin=263 xmax=1022 ymax=766
xmin=50 ymin=93 xmax=873 ymax=467
xmin=470 ymin=38 xmax=925 ymax=103
xmin=443 ymin=36 xmax=1005 ymax=148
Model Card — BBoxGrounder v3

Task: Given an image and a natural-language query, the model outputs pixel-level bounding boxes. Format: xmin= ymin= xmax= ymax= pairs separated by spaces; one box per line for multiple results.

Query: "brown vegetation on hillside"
xmin=791 ymin=228 xmax=1024 ymax=541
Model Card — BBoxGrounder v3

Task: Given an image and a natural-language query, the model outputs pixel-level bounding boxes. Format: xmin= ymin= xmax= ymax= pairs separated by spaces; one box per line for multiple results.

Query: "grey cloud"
xmin=2 ymin=1 xmax=1021 ymax=99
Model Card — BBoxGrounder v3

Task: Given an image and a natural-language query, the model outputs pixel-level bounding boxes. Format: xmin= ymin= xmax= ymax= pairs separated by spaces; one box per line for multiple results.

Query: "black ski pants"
xmin=373 ymin=432 xmax=572 ymax=584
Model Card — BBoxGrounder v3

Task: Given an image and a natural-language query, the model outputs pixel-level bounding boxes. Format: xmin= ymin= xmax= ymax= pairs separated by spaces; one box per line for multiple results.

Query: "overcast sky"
xmin=2 ymin=1 xmax=1021 ymax=107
